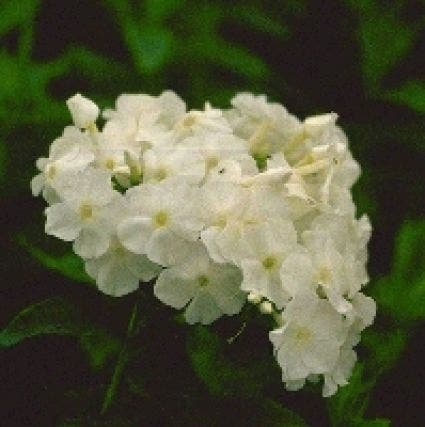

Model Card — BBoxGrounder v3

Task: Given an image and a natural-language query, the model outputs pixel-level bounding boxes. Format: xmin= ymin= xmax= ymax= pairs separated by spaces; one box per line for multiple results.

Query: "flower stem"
xmin=101 ymin=300 xmax=139 ymax=415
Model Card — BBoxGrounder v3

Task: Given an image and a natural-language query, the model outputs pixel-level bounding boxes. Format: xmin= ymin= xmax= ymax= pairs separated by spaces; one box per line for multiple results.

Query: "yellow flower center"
xmin=206 ymin=155 xmax=219 ymax=171
xmin=47 ymin=165 xmax=56 ymax=180
xmin=316 ymin=265 xmax=332 ymax=285
xmin=153 ymin=210 xmax=169 ymax=228
xmin=182 ymin=114 xmax=196 ymax=128
xmin=262 ymin=256 xmax=278 ymax=271
xmin=153 ymin=167 xmax=168 ymax=182
xmin=79 ymin=202 xmax=93 ymax=220
xmin=105 ymin=158 xmax=115 ymax=170
xmin=294 ymin=326 xmax=312 ymax=346
xmin=197 ymin=275 xmax=209 ymax=287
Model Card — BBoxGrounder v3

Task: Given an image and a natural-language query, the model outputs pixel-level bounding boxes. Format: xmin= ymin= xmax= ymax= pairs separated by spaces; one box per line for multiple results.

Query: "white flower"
xmin=154 ymin=247 xmax=245 ymax=324
xmin=32 ymin=90 xmax=375 ymax=399
xmin=142 ymin=145 xmax=205 ymax=185
xmin=117 ymin=179 xmax=204 ymax=266
xmin=269 ymin=294 xmax=346 ymax=383
xmin=66 ymin=93 xmax=99 ymax=129
xmin=182 ymin=133 xmax=257 ymax=179
xmin=31 ymin=126 xmax=94 ymax=203
xmin=203 ymin=184 xmax=290 ymax=264
xmin=45 ymin=168 xmax=118 ymax=258
xmin=227 ymin=92 xmax=302 ymax=158
xmin=85 ymin=237 xmax=161 ymax=297
xmin=237 ymin=220 xmax=298 ymax=308
xmin=173 ymin=102 xmax=232 ymax=140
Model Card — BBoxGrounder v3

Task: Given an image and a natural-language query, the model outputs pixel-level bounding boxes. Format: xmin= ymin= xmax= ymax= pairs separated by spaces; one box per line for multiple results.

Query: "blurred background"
xmin=0 ymin=0 xmax=424 ymax=426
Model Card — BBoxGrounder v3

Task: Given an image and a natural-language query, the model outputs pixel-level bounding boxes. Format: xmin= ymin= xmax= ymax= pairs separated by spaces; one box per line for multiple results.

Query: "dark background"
xmin=0 ymin=1 xmax=424 ymax=426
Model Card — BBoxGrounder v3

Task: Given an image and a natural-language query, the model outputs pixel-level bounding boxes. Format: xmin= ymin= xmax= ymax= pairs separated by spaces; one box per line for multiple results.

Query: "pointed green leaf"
xmin=385 ymin=80 xmax=425 ymax=114
xmin=0 ymin=0 xmax=38 ymax=35
xmin=0 ymin=297 xmax=119 ymax=370
xmin=350 ymin=3 xmax=418 ymax=89
xmin=372 ymin=220 xmax=425 ymax=322
xmin=17 ymin=234 xmax=94 ymax=285
xmin=187 ymin=325 xmax=277 ymax=399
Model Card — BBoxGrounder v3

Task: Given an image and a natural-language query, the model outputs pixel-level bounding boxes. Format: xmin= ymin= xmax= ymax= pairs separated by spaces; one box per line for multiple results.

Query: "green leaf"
xmin=0 ymin=0 xmax=38 ymax=35
xmin=17 ymin=234 xmax=94 ymax=285
xmin=0 ymin=297 xmax=120 ymax=370
xmin=371 ymin=220 xmax=425 ymax=322
xmin=327 ymin=363 xmax=374 ymax=427
xmin=187 ymin=325 xmax=271 ymax=398
xmin=134 ymin=26 xmax=174 ymax=73
xmin=145 ymin=0 xmax=183 ymax=22
xmin=362 ymin=328 xmax=408 ymax=374
xmin=385 ymin=80 xmax=425 ymax=114
xmin=258 ymin=399 xmax=307 ymax=427
xmin=350 ymin=2 xmax=418 ymax=90
xmin=356 ymin=419 xmax=391 ymax=427
xmin=231 ymin=5 xmax=290 ymax=38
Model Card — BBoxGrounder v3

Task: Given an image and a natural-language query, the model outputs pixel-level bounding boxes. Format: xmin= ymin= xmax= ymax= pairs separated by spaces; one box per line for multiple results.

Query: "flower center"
xmin=47 ymin=165 xmax=56 ymax=180
xmin=316 ymin=265 xmax=332 ymax=285
xmin=262 ymin=255 xmax=278 ymax=271
xmin=105 ymin=158 xmax=115 ymax=170
xmin=197 ymin=275 xmax=209 ymax=287
xmin=294 ymin=326 xmax=312 ymax=346
xmin=153 ymin=167 xmax=168 ymax=182
xmin=182 ymin=114 xmax=196 ymax=128
xmin=79 ymin=202 xmax=93 ymax=220
xmin=153 ymin=210 xmax=169 ymax=228
xmin=206 ymin=155 xmax=219 ymax=171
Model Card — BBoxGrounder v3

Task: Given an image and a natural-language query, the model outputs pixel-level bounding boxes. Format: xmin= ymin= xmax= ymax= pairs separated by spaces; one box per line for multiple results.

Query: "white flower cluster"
xmin=31 ymin=91 xmax=376 ymax=397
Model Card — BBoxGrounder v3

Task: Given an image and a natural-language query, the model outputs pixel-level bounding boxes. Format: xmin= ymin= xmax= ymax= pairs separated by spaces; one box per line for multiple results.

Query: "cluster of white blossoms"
xmin=31 ymin=91 xmax=376 ymax=397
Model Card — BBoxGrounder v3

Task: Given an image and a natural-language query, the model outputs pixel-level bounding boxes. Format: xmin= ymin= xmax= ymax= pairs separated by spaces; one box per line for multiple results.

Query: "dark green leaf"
xmin=258 ymin=399 xmax=307 ymax=427
xmin=187 ymin=325 xmax=270 ymax=398
xmin=0 ymin=297 xmax=120 ymax=370
xmin=17 ymin=234 xmax=94 ymax=285
xmin=385 ymin=80 xmax=425 ymax=114
xmin=350 ymin=2 xmax=418 ymax=90
xmin=0 ymin=0 xmax=38 ymax=35
xmin=356 ymin=418 xmax=391 ymax=427
xmin=327 ymin=363 xmax=374 ymax=427
xmin=362 ymin=328 xmax=408 ymax=373
xmin=372 ymin=220 xmax=425 ymax=322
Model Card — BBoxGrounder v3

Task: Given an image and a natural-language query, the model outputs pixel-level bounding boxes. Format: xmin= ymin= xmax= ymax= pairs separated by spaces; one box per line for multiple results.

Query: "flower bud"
xmin=67 ymin=93 xmax=99 ymax=129
xmin=259 ymin=301 xmax=273 ymax=314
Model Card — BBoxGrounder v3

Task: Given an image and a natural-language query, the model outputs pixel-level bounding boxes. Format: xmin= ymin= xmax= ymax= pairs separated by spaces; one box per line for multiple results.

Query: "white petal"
xmin=125 ymin=253 xmax=161 ymax=282
xmin=200 ymin=227 xmax=227 ymax=263
xmin=154 ymin=268 xmax=195 ymax=309
xmin=31 ymin=173 xmax=45 ymax=196
xmin=240 ymin=259 xmax=268 ymax=296
xmin=97 ymin=259 xmax=139 ymax=297
xmin=45 ymin=203 xmax=81 ymax=241
xmin=184 ymin=291 xmax=222 ymax=325
xmin=117 ymin=217 xmax=152 ymax=254
xmin=280 ymin=252 xmax=314 ymax=296
xmin=147 ymin=228 xmax=195 ymax=266
xmin=73 ymin=227 xmax=110 ymax=259
xmin=207 ymin=265 xmax=245 ymax=315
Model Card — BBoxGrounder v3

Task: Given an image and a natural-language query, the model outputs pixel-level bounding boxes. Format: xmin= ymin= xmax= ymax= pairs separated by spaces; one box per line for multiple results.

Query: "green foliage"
xmin=256 ymin=399 xmax=307 ymax=427
xmin=372 ymin=220 xmax=425 ymax=323
xmin=187 ymin=324 xmax=268 ymax=398
xmin=17 ymin=234 xmax=94 ymax=285
xmin=0 ymin=0 xmax=38 ymax=35
xmin=328 ymin=363 xmax=372 ymax=427
xmin=385 ymin=80 xmax=425 ymax=114
xmin=363 ymin=328 xmax=408 ymax=373
xmin=0 ymin=297 xmax=120 ymax=370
